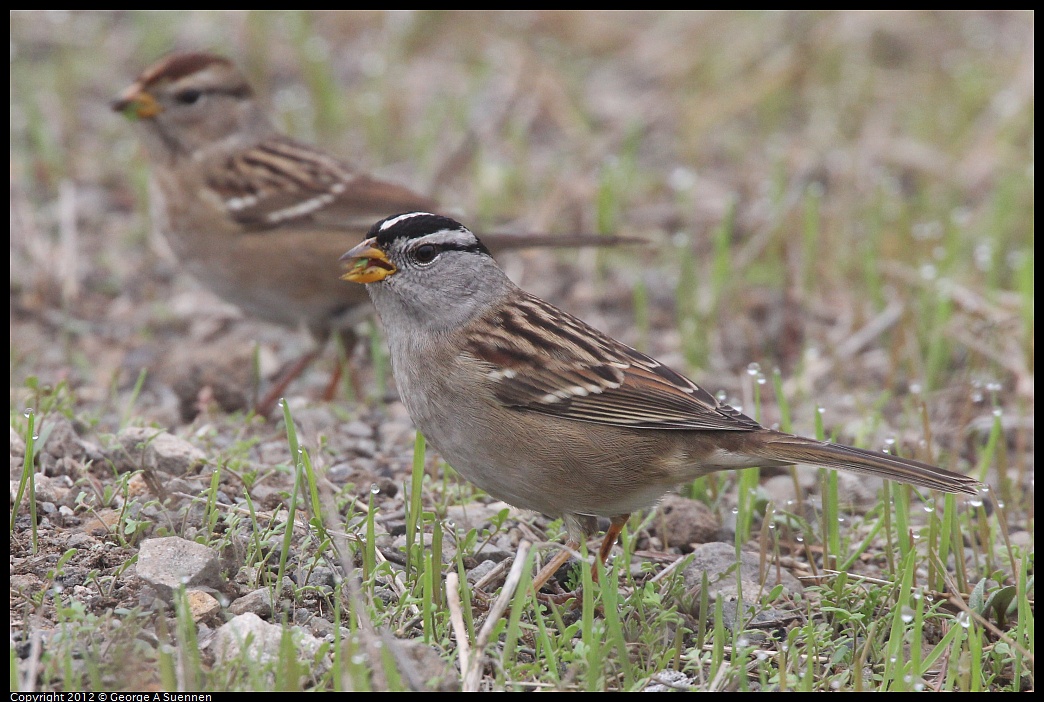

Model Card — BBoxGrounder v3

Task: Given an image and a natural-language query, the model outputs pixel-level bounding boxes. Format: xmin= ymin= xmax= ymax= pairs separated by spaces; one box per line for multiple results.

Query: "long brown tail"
xmin=480 ymin=232 xmax=645 ymax=251
xmin=750 ymin=434 xmax=982 ymax=495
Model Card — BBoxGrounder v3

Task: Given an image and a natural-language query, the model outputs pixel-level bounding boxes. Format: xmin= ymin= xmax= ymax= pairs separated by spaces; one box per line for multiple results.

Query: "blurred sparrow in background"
xmin=114 ymin=52 xmax=625 ymax=416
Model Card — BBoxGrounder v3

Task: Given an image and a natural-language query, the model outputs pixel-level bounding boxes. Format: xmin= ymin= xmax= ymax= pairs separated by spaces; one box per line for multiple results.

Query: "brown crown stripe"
xmin=138 ymin=52 xmax=235 ymax=87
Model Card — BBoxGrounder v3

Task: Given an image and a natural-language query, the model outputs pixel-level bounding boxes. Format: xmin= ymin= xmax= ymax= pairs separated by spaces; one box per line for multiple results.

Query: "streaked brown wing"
xmin=206 ymin=136 xmax=436 ymax=231
xmin=465 ymin=292 xmax=762 ymax=431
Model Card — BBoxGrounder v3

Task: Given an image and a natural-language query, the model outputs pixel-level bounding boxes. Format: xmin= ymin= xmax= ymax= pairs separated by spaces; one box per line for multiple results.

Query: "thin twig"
xmin=21 ymin=626 xmax=43 ymax=692
xmin=472 ymin=557 xmax=511 ymax=592
xmin=463 ymin=540 xmax=532 ymax=692
xmin=835 ymin=298 xmax=904 ymax=359
xmin=933 ymin=553 xmax=1034 ymax=664
xmin=649 ymin=553 xmax=692 ymax=584
xmin=446 ymin=572 xmax=471 ymax=681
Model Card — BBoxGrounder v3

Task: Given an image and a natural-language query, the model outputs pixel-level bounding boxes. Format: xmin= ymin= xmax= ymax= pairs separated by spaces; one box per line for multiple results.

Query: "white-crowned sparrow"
xmin=113 ymin=52 xmax=627 ymax=416
xmin=341 ymin=212 xmax=983 ymax=591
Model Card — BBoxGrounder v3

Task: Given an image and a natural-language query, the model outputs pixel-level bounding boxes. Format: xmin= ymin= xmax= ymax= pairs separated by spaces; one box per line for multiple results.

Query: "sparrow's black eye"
xmin=413 ymin=244 xmax=440 ymax=265
xmin=175 ymin=89 xmax=202 ymax=105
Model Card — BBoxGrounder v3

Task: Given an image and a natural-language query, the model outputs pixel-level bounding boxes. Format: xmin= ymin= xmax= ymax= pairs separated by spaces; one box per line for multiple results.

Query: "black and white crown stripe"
xmin=379 ymin=212 xmax=432 ymax=231
xmin=371 ymin=213 xmax=492 ymax=256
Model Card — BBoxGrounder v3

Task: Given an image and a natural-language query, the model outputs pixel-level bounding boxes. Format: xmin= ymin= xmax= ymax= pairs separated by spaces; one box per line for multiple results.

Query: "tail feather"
xmin=751 ymin=436 xmax=982 ymax=495
xmin=481 ymin=232 xmax=645 ymax=250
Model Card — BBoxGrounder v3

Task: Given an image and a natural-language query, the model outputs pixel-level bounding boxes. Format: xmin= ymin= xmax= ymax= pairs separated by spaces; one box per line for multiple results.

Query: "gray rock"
xmin=444 ymin=501 xmax=513 ymax=533
xmin=10 ymin=426 xmax=26 ymax=459
xmin=348 ymin=438 xmax=378 ymax=457
xmin=136 ymin=536 xmax=222 ymax=600
xmin=677 ymin=542 xmax=802 ymax=620
xmin=112 ymin=428 xmax=206 ymax=475
xmin=391 ymin=531 xmax=456 ymax=562
xmin=41 ymin=419 xmax=89 ymax=463
xmin=1008 ymin=529 xmax=1032 ymax=551
xmin=325 ymin=461 xmax=355 ymax=483
xmin=388 ymin=637 xmax=458 ymax=692
xmin=302 ymin=615 xmax=335 ymax=638
xmin=466 ymin=559 xmax=499 ymax=585
xmin=31 ymin=474 xmax=72 ymax=504
xmin=296 ymin=565 xmax=336 ymax=589
xmin=343 ymin=421 xmax=375 ymax=438
xmin=644 ymin=669 xmax=694 ymax=692
xmin=835 ymin=471 xmax=887 ymax=511
xmin=229 ymin=577 xmax=293 ymax=618
xmin=212 ymin=613 xmax=323 ymax=685
xmin=65 ymin=532 xmax=97 ymax=549
xmin=648 ymin=494 xmax=721 ymax=549
xmin=229 ymin=587 xmax=279 ymax=618
xmin=249 ymin=482 xmax=287 ymax=507
xmin=761 ymin=472 xmax=817 ymax=507
xmin=764 ymin=471 xmax=884 ymax=514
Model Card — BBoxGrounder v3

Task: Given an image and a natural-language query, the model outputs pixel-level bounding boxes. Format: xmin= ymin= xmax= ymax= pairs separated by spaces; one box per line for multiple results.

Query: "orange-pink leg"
xmin=320 ymin=358 xmax=344 ymax=401
xmin=530 ymin=513 xmax=630 ymax=598
xmin=594 ymin=514 xmax=630 ymax=582
xmin=255 ymin=346 xmax=324 ymax=417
